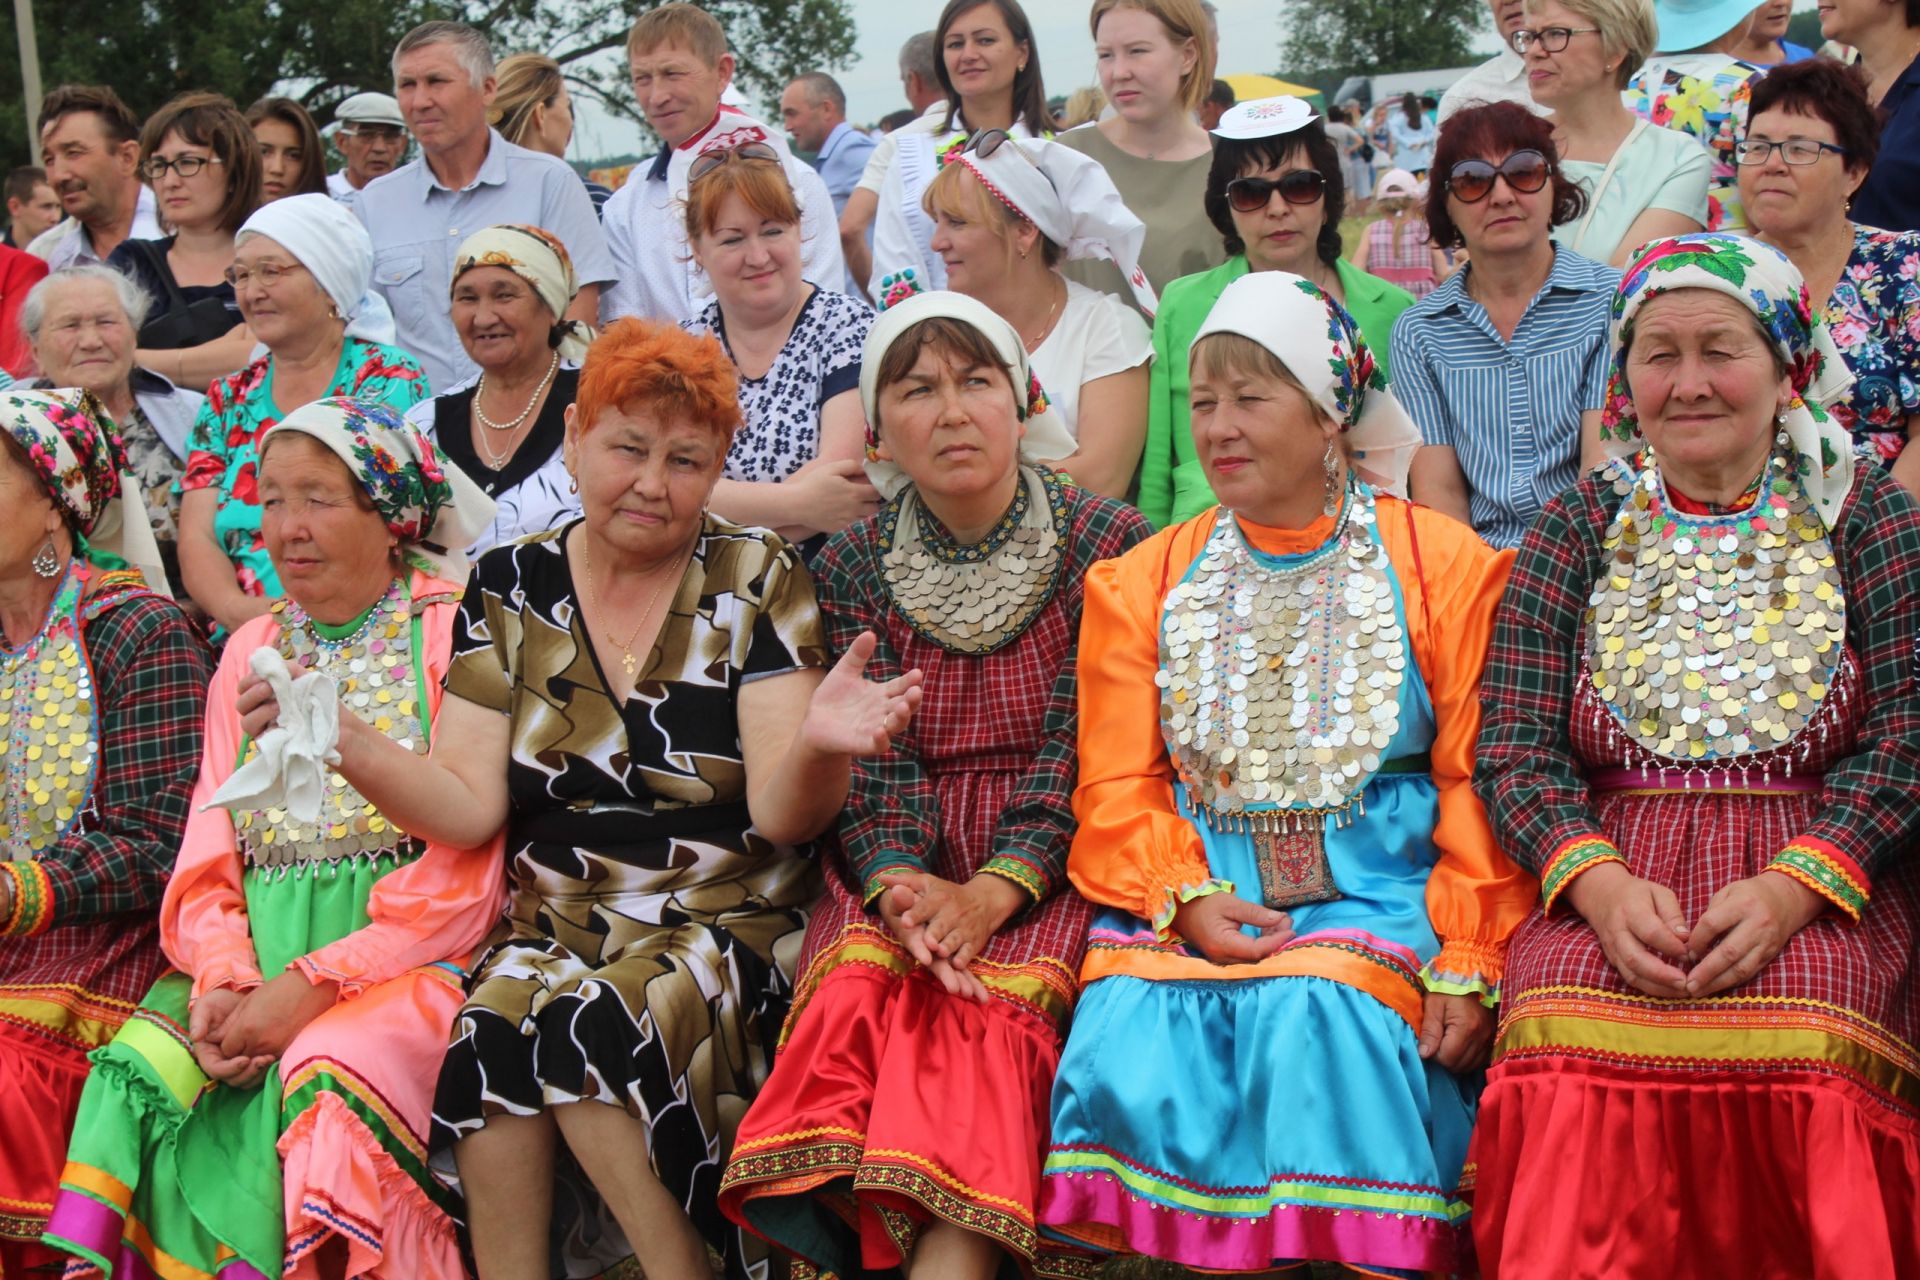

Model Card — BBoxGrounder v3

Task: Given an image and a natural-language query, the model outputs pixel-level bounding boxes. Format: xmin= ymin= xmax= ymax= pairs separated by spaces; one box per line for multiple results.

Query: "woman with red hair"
xmin=255 ymin=319 xmax=928 ymax=1280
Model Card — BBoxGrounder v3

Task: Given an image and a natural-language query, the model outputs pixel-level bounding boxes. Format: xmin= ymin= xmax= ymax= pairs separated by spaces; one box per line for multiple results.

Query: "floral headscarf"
xmin=262 ymin=398 xmax=496 ymax=579
xmin=857 ymin=291 xmax=1077 ymax=501
xmin=452 ymin=225 xmax=594 ymax=362
xmin=1602 ymin=233 xmax=1857 ymax=528
xmin=1191 ymin=272 xmax=1422 ymax=496
xmin=1 ymin=388 xmax=168 ymax=594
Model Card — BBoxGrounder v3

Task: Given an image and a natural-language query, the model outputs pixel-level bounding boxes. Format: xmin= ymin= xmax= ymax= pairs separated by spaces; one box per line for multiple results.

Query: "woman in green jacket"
xmin=1140 ymin=95 xmax=1415 ymax=527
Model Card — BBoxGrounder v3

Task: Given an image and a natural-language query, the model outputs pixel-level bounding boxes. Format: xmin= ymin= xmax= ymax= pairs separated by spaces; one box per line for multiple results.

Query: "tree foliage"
xmin=0 ymin=0 xmax=856 ymax=167
xmin=1279 ymin=0 xmax=1491 ymax=85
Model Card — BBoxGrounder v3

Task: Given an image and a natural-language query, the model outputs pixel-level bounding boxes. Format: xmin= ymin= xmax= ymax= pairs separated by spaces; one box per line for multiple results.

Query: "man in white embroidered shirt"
xmin=600 ymin=4 xmax=844 ymax=325
xmin=357 ymin=20 xmax=614 ymax=391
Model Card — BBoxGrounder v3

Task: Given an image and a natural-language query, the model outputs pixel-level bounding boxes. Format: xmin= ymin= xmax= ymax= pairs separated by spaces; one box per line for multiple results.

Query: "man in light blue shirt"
xmin=781 ymin=72 xmax=875 ymax=294
xmin=356 ymin=20 xmax=614 ymax=391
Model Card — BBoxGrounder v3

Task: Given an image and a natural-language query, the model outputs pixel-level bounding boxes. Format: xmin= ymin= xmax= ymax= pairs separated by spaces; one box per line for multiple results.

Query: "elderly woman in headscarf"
xmin=177 ymin=193 xmax=427 ymax=634
xmin=914 ymin=133 xmax=1156 ymax=500
xmin=46 ymin=398 xmax=502 ymax=1280
xmin=718 ymin=292 xmax=1151 ymax=1279
xmin=0 ymin=391 xmax=212 ymax=1276
xmin=406 ymin=224 xmax=594 ymax=554
xmin=1035 ymin=272 xmax=1534 ymax=1277
xmin=1469 ymin=233 xmax=1920 ymax=1276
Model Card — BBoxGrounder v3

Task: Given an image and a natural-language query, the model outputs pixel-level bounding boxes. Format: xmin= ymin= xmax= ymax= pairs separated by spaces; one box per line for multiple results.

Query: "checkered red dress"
xmin=720 ymin=472 xmax=1146 ymax=1279
xmin=1469 ymin=463 xmax=1920 ymax=1278
xmin=0 ymin=576 xmax=211 ymax=1269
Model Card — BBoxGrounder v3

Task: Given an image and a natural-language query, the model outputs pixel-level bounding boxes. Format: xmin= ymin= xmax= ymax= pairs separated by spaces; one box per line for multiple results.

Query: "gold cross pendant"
xmin=620 ymin=650 xmax=638 ymax=679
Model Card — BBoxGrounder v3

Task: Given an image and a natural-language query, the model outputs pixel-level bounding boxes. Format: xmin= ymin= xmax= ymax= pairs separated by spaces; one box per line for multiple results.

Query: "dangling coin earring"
xmin=1322 ymin=440 xmax=1341 ymax=516
xmin=1776 ymin=410 xmax=1790 ymax=450
xmin=31 ymin=537 xmax=60 ymax=578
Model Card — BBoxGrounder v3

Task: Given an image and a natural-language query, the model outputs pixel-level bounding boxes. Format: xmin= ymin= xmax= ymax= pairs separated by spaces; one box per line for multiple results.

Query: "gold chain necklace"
xmin=577 ymin=531 xmax=686 ymax=682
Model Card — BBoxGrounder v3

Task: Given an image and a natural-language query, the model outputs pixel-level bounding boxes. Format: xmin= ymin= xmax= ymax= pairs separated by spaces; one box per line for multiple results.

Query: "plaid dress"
xmin=720 ymin=470 xmax=1148 ymax=1278
xmin=1468 ymin=461 xmax=1920 ymax=1277
xmin=0 ymin=570 xmax=211 ymax=1269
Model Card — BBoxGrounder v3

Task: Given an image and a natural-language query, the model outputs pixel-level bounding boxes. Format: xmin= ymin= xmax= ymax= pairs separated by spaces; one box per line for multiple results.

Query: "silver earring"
xmin=567 ymin=474 xmax=579 ymax=494
xmin=32 ymin=538 xmax=60 ymax=578
xmin=1322 ymin=441 xmax=1341 ymax=516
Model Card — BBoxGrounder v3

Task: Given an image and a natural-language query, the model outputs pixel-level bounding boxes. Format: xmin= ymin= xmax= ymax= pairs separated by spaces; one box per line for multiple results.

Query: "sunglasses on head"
xmin=1444 ymin=149 xmax=1550 ymax=203
xmin=1225 ymin=169 xmax=1327 ymax=213
xmin=688 ymin=141 xmax=781 ymax=183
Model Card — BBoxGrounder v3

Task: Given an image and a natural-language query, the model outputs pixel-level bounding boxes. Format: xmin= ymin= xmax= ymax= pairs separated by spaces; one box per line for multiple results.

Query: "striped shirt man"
xmin=1391 ymin=246 xmax=1621 ymax=549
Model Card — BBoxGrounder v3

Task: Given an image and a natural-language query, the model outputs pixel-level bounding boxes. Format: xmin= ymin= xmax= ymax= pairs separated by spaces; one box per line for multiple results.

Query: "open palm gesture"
xmin=800 ymin=631 xmax=924 ymax=756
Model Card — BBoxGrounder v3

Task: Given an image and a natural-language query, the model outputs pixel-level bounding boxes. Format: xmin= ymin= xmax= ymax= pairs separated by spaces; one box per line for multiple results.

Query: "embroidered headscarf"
xmin=1191 ymin=271 xmax=1422 ymax=496
xmin=235 ymin=194 xmax=396 ymax=346
xmin=1 ymin=388 xmax=168 ymax=595
xmin=857 ymin=291 xmax=1076 ymax=501
xmin=950 ymin=136 xmax=1160 ymax=316
xmin=262 ymin=397 xmax=496 ymax=580
xmin=451 ymin=224 xmax=595 ymax=362
xmin=1602 ymin=232 xmax=1857 ymax=528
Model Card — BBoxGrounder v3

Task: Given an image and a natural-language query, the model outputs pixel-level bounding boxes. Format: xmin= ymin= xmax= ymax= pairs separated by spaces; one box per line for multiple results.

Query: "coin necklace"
xmin=579 ymin=531 xmax=686 ymax=681
xmin=473 ymin=351 xmax=560 ymax=470
xmin=878 ymin=465 xmax=1064 ymax=655
xmin=0 ymin=566 xmax=98 ymax=855
xmin=1157 ymin=482 xmax=1406 ymax=833
xmin=1585 ymin=449 xmax=1844 ymax=762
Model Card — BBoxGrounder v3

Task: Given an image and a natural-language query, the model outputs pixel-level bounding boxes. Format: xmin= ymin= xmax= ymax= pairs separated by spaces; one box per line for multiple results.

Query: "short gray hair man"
xmin=391 ymin=20 xmax=494 ymax=91
xmin=790 ymin=71 xmax=846 ymax=115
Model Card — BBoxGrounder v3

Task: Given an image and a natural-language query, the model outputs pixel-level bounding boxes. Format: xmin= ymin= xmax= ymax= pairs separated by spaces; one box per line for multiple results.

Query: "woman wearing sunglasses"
xmin=1515 ymin=0 xmax=1709 ymax=266
xmin=1393 ymin=102 xmax=1620 ymax=550
xmin=1739 ymin=59 xmax=1920 ymax=497
xmin=920 ymin=132 xmax=1156 ymax=497
xmin=107 ymin=91 xmax=263 ymax=390
xmin=681 ymin=144 xmax=881 ymax=548
xmin=1137 ymin=96 xmax=1417 ymax=529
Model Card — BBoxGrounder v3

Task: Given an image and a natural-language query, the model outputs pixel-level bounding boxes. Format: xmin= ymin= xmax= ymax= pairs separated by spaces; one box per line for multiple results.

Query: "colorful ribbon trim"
xmin=1769 ymin=840 xmax=1869 ymax=921
xmin=1539 ymin=837 xmax=1626 ymax=914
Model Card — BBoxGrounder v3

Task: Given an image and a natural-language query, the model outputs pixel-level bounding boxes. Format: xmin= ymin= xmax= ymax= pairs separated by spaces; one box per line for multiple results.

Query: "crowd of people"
xmin=1 ymin=0 xmax=1918 ymax=1277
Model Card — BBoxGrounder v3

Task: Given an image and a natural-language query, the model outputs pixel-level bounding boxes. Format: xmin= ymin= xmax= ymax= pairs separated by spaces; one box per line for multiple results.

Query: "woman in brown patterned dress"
xmin=284 ymin=319 xmax=926 ymax=1280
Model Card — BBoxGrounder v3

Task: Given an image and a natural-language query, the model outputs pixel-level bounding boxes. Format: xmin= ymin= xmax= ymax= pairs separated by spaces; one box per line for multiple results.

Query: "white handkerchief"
xmin=208 ymin=647 xmax=342 ymax=825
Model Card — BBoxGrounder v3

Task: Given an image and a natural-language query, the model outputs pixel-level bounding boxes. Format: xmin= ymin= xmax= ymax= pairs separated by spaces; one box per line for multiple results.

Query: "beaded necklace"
xmin=1158 ymin=483 xmax=1406 ymax=833
xmin=234 ymin=578 xmax=431 ymax=870
xmin=0 ymin=566 xmax=99 ymax=854
xmin=1585 ymin=450 xmax=1845 ymax=762
xmin=878 ymin=466 xmax=1066 ymax=655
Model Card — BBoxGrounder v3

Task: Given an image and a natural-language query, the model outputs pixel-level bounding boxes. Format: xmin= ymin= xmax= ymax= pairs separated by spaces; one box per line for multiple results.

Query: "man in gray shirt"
xmin=356 ymin=21 xmax=614 ymax=391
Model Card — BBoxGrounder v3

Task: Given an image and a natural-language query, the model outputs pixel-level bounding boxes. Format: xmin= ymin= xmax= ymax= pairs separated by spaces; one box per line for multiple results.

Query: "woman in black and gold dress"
xmin=289 ymin=319 xmax=926 ymax=1280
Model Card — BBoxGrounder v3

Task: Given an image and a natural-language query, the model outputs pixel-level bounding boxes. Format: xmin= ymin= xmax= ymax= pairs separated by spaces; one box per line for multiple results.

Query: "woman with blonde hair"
xmin=1517 ymin=0 xmax=1709 ymax=264
xmin=1058 ymin=85 xmax=1106 ymax=128
xmin=489 ymin=53 xmax=614 ymax=214
xmin=1058 ymin=0 xmax=1225 ymax=307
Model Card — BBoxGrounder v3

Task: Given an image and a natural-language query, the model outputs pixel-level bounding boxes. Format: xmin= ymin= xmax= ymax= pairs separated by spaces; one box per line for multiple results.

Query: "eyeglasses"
xmin=1734 ymin=137 xmax=1849 ymax=166
xmin=1225 ymin=169 xmax=1327 ymax=212
xmin=687 ymin=141 xmax=780 ymax=183
xmin=966 ymin=128 xmax=1015 ymax=159
xmin=142 ymin=154 xmax=223 ymax=180
xmin=223 ymin=261 xmax=309 ymax=290
xmin=1445 ymin=149 xmax=1550 ymax=202
xmin=1509 ymin=25 xmax=1602 ymax=53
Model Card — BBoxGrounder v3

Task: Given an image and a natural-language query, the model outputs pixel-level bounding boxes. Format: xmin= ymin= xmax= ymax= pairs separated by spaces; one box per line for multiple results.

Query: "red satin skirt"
xmin=0 ymin=1026 xmax=90 ymax=1276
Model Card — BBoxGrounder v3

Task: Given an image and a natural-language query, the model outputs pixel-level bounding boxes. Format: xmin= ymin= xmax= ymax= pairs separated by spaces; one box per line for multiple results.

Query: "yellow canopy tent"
xmin=1222 ymin=73 xmax=1327 ymax=112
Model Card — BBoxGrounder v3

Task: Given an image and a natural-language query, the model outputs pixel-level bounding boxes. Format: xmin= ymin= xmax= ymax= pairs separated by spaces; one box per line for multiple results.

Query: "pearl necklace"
xmin=473 ymin=352 xmax=560 ymax=470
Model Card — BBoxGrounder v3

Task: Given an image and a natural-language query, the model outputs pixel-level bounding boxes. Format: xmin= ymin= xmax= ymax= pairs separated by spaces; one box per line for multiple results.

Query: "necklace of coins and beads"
xmin=1585 ymin=450 xmax=1845 ymax=764
xmin=877 ymin=465 xmax=1066 ymax=655
xmin=234 ymin=578 xmax=441 ymax=871
xmin=1157 ymin=484 xmax=1406 ymax=833
xmin=0 ymin=566 xmax=100 ymax=855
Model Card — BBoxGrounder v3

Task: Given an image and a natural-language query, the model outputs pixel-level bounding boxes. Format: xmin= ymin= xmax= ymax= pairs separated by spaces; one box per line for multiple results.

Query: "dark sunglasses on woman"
xmin=966 ymin=128 xmax=1016 ymax=159
xmin=688 ymin=140 xmax=781 ymax=183
xmin=1225 ymin=169 xmax=1328 ymax=213
xmin=1444 ymin=149 xmax=1550 ymax=203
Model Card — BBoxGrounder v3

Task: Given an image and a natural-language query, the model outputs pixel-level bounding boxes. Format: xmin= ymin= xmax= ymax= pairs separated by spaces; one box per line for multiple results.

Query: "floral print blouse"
xmin=1825 ymin=226 xmax=1920 ymax=469
xmin=179 ymin=337 xmax=428 ymax=600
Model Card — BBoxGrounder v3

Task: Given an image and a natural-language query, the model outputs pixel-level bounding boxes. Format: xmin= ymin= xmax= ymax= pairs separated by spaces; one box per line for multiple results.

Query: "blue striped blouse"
xmin=1389 ymin=247 xmax=1621 ymax=549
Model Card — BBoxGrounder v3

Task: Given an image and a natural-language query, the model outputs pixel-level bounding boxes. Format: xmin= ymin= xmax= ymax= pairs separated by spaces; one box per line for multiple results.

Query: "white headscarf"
xmin=236 ymin=194 xmax=395 ymax=346
xmin=1193 ymin=272 xmax=1422 ymax=497
xmin=953 ymin=137 xmax=1159 ymax=316
xmin=858 ymin=291 xmax=1077 ymax=500
xmin=452 ymin=224 xmax=595 ymax=362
